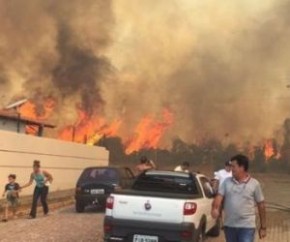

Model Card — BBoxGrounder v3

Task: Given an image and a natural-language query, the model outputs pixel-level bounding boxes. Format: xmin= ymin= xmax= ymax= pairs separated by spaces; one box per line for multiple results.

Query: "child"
xmin=2 ymin=174 xmax=20 ymax=222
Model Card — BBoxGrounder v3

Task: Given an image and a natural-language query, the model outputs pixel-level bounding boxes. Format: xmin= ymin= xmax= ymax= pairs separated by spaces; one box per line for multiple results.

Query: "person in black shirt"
xmin=2 ymin=174 xmax=20 ymax=222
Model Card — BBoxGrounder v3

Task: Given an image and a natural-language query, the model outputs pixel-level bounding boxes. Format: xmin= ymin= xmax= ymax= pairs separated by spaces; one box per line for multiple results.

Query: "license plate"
xmin=133 ymin=235 xmax=158 ymax=242
xmin=90 ymin=189 xmax=105 ymax=194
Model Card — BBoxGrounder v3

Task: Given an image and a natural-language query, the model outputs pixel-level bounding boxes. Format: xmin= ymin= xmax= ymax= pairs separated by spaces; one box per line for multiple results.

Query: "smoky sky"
xmin=1 ymin=0 xmax=290 ymax=147
xmin=0 ymin=0 xmax=114 ymax=122
xmin=104 ymin=0 xmax=290 ymax=146
xmin=52 ymin=22 xmax=112 ymax=114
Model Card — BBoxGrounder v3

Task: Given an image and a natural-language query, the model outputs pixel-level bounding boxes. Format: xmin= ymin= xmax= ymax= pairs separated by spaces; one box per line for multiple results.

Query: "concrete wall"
xmin=0 ymin=130 xmax=109 ymax=196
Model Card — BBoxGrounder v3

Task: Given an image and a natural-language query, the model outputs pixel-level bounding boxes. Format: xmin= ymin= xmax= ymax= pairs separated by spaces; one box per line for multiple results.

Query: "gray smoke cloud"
xmin=104 ymin=0 xmax=290 ymax=146
xmin=1 ymin=0 xmax=290 ymax=147
xmin=0 ymin=0 xmax=114 ymax=126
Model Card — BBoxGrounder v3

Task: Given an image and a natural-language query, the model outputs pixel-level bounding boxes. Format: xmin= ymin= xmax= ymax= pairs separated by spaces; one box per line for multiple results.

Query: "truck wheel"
xmin=75 ymin=201 xmax=85 ymax=213
xmin=207 ymin=218 xmax=221 ymax=237
xmin=195 ymin=226 xmax=205 ymax=242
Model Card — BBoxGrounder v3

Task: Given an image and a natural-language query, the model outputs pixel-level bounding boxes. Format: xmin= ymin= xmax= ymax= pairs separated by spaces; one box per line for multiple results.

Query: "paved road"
xmin=0 ymin=174 xmax=289 ymax=242
xmin=0 ymin=205 xmax=289 ymax=242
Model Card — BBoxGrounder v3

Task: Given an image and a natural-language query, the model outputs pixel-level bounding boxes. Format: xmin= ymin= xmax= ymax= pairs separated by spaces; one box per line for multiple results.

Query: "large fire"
xmin=58 ymin=107 xmax=122 ymax=144
xmin=13 ymin=98 xmax=288 ymax=161
xmin=18 ymin=98 xmax=56 ymax=135
xmin=125 ymin=109 xmax=174 ymax=154
xmin=19 ymin=98 xmax=56 ymax=120
xmin=17 ymin=99 xmax=174 ymax=153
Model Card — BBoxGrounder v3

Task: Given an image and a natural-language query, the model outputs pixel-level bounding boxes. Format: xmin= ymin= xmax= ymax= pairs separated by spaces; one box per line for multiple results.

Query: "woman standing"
xmin=21 ymin=160 xmax=53 ymax=219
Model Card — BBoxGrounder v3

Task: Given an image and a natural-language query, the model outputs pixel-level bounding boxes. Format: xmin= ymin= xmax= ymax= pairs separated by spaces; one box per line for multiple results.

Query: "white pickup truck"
xmin=103 ymin=170 xmax=220 ymax=242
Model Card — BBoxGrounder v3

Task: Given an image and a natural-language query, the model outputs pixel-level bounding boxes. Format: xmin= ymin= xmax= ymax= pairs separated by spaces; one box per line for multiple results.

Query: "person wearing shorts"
xmin=2 ymin=174 xmax=20 ymax=222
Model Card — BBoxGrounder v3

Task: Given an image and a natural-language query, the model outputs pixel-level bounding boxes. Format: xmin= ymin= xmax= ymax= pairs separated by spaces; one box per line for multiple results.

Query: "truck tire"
xmin=207 ymin=218 xmax=221 ymax=237
xmin=75 ymin=200 xmax=85 ymax=213
xmin=195 ymin=225 xmax=205 ymax=242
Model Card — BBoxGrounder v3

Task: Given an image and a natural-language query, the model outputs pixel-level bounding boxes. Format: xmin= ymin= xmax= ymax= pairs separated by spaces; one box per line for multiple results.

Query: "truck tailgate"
xmin=112 ymin=194 xmax=184 ymax=223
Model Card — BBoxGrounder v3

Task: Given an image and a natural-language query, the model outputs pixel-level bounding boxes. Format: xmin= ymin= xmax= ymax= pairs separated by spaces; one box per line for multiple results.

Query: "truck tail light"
xmin=106 ymin=196 xmax=114 ymax=209
xmin=180 ymin=230 xmax=193 ymax=239
xmin=104 ymin=223 xmax=113 ymax=233
xmin=183 ymin=202 xmax=197 ymax=215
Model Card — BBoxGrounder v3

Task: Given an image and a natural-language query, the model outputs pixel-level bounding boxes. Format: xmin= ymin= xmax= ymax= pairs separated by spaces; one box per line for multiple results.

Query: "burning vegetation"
xmin=2 ymin=1 xmax=290 ymax=171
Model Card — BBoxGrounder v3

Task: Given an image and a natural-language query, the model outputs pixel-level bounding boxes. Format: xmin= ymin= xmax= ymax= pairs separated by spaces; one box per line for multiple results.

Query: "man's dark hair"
xmin=182 ymin=161 xmax=190 ymax=167
xmin=8 ymin=174 xmax=16 ymax=180
xmin=230 ymin=154 xmax=249 ymax=171
xmin=140 ymin=156 xmax=148 ymax=164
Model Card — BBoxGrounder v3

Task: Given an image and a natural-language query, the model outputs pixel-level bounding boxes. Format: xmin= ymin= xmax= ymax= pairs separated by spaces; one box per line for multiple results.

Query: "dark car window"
xmin=79 ymin=168 xmax=119 ymax=182
xmin=132 ymin=173 xmax=200 ymax=195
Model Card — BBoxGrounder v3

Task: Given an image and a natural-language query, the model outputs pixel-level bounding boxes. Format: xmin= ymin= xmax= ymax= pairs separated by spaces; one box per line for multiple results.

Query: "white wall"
xmin=0 ymin=130 xmax=109 ymax=195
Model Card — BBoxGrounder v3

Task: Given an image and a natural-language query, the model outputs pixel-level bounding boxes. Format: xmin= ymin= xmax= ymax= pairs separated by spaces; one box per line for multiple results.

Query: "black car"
xmin=75 ymin=166 xmax=135 ymax=212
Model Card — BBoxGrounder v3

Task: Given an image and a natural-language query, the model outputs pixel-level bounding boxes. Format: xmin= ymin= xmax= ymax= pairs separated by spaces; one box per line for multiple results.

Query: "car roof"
xmin=83 ymin=166 xmax=128 ymax=170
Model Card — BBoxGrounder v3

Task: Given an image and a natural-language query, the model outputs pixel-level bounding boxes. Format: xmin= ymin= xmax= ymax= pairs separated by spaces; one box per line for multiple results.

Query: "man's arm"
xmin=211 ymin=194 xmax=223 ymax=219
xmin=257 ymin=201 xmax=267 ymax=239
xmin=254 ymin=181 xmax=266 ymax=239
xmin=149 ymin=160 xmax=156 ymax=169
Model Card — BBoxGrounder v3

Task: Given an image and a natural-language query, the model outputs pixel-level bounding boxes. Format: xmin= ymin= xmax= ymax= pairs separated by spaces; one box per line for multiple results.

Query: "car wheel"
xmin=207 ymin=218 xmax=221 ymax=237
xmin=75 ymin=201 xmax=85 ymax=213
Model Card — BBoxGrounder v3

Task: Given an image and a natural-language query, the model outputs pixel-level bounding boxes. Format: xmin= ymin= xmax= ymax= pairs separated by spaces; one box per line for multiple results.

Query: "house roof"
xmin=0 ymin=110 xmax=55 ymax=128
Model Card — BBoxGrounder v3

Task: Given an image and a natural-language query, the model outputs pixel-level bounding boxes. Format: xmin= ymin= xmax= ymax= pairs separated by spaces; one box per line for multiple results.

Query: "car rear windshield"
xmin=79 ymin=168 xmax=119 ymax=182
xmin=132 ymin=173 xmax=200 ymax=195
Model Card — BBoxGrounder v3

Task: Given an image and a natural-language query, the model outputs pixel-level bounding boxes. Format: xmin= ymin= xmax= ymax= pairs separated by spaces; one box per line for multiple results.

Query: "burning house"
xmin=0 ymin=111 xmax=55 ymax=136
xmin=0 ymin=99 xmax=55 ymax=136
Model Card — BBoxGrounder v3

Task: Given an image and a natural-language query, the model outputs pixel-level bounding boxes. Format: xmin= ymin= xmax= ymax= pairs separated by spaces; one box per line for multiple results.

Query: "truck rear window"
xmin=79 ymin=168 xmax=119 ymax=182
xmin=132 ymin=173 xmax=200 ymax=195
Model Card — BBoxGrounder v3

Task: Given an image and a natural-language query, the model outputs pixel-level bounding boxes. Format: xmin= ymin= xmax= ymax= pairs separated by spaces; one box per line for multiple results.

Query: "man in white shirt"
xmin=214 ymin=161 xmax=232 ymax=187
xmin=212 ymin=161 xmax=233 ymax=228
xmin=174 ymin=162 xmax=190 ymax=173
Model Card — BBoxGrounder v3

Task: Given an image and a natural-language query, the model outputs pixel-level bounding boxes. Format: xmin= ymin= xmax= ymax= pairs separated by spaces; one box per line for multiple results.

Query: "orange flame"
xmin=18 ymin=98 xmax=56 ymax=135
xmin=18 ymin=98 xmax=55 ymax=120
xmin=264 ymin=139 xmax=274 ymax=160
xmin=125 ymin=109 xmax=174 ymax=154
xmin=16 ymin=99 xmax=174 ymax=152
xmin=58 ymin=107 xmax=122 ymax=144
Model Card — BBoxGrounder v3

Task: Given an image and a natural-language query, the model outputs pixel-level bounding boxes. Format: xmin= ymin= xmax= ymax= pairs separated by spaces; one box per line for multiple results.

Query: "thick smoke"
xmin=0 ymin=0 xmax=114 ymax=124
xmin=105 ymin=0 xmax=290 ymax=146
xmin=52 ymin=22 xmax=112 ymax=114
xmin=1 ymin=0 xmax=290 ymax=147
